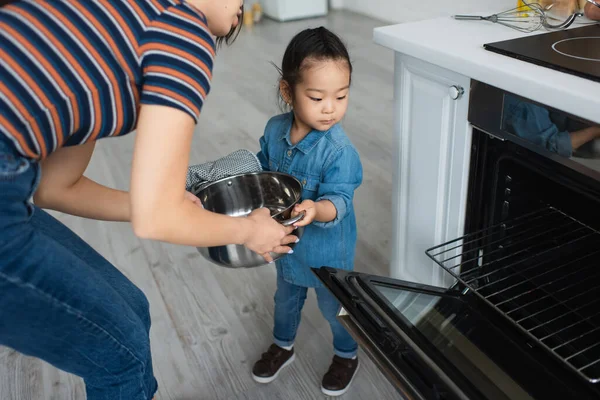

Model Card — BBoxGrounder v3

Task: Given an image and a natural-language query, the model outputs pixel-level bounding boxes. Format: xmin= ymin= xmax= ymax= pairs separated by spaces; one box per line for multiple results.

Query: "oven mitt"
xmin=186 ymin=149 xmax=263 ymax=191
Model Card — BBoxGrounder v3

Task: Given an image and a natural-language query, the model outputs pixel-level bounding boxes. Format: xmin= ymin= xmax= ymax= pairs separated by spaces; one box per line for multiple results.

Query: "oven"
xmin=312 ymin=79 xmax=600 ymax=399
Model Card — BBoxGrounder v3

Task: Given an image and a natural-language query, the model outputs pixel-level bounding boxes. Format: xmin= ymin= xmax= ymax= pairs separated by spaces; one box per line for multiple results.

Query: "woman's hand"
xmin=131 ymin=105 xmax=298 ymax=254
xmin=184 ymin=192 xmax=297 ymax=261
xmin=244 ymin=208 xmax=298 ymax=263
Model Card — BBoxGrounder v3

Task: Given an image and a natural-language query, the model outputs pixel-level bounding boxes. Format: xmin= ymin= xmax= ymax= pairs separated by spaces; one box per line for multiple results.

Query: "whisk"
xmin=453 ymin=3 xmax=545 ymax=33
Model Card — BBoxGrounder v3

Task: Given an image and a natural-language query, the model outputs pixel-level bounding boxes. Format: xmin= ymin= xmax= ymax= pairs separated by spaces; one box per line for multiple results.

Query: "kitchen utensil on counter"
xmin=192 ymin=171 xmax=305 ymax=268
xmin=454 ymin=4 xmax=545 ymax=32
xmin=454 ymin=1 xmax=585 ymax=32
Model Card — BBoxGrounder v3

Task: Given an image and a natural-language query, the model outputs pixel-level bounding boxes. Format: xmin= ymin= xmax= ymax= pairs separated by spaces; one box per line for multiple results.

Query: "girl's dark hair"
xmin=276 ymin=27 xmax=352 ymax=106
xmin=215 ymin=6 xmax=243 ymax=49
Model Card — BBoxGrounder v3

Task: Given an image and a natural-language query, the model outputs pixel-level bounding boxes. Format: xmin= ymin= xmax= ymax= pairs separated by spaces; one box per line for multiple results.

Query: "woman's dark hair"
xmin=276 ymin=27 xmax=352 ymax=106
xmin=215 ymin=5 xmax=243 ymax=49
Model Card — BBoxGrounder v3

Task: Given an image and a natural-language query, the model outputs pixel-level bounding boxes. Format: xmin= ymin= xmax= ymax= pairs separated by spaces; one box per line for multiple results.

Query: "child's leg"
xmin=273 ymin=273 xmax=308 ymax=348
xmin=315 ymin=286 xmax=359 ymax=397
xmin=315 ymin=287 xmax=358 ymax=358
xmin=252 ymin=273 xmax=307 ymax=383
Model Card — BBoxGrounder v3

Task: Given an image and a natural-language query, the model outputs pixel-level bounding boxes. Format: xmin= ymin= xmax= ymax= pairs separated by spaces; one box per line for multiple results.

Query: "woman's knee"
xmin=84 ymin=317 xmax=153 ymax=389
xmin=1 ymin=281 xmax=155 ymax=399
xmin=89 ymin=315 xmax=156 ymax=399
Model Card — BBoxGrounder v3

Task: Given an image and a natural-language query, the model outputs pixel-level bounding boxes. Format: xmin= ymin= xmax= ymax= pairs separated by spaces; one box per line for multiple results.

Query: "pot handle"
xmin=279 ymin=211 xmax=305 ymax=227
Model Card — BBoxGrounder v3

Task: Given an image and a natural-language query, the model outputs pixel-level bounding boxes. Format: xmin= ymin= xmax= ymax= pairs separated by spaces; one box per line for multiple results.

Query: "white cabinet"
xmin=390 ymin=53 xmax=472 ymax=288
xmin=260 ymin=0 xmax=328 ymax=22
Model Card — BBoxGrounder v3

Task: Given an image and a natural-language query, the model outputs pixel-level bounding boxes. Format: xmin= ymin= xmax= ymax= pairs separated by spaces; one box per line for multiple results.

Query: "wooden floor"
xmin=0 ymin=10 xmax=400 ymax=400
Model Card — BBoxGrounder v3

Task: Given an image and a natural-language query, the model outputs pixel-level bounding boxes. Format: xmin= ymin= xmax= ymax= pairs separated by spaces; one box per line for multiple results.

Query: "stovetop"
xmin=484 ymin=25 xmax=600 ymax=82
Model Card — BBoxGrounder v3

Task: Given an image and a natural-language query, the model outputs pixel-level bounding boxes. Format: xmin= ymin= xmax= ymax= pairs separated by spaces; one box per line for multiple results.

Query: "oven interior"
xmin=427 ymin=128 xmax=600 ymax=388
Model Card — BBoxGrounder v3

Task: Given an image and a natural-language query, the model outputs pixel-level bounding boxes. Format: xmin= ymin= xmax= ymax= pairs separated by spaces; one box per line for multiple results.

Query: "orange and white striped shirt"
xmin=0 ymin=0 xmax=215 ymax=159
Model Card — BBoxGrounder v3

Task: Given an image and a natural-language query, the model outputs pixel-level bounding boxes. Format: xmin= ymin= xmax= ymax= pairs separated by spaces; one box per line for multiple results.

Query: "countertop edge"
xmin=372 ymin=23 xmax=600 ymax=124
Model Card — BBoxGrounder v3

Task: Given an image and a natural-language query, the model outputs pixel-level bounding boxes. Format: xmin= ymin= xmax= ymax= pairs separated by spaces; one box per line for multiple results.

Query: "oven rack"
xmin=426 ymin=206 xmax=600 ymax=384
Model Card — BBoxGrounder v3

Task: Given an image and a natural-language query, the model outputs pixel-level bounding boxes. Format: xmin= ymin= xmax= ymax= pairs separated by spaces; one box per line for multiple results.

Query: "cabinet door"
xmin=391 ymin=54 xmax=472 ymax=288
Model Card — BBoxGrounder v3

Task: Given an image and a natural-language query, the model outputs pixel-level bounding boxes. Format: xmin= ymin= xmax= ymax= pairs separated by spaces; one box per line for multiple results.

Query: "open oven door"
xmin=311 ymin=267 xmax=600 ymax=400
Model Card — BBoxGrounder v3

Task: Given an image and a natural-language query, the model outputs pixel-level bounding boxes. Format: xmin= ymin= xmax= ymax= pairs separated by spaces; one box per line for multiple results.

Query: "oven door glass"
xmin=501 ymin=93 xmax=600 ymax=173
xmin=468 ymin=80 xmax=600 ymax=176
xmin=312 ymin=267 xmax=600 ymax=400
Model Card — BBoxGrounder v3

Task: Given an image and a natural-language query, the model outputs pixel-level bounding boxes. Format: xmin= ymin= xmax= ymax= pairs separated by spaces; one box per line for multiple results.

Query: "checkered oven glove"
xmin=185 ymin=149 xmax=263 ymax=191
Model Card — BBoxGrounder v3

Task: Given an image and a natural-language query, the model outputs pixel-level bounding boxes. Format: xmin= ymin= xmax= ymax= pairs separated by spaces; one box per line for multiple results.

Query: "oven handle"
xmin=349 ymin=277 xmax=470 ymax=400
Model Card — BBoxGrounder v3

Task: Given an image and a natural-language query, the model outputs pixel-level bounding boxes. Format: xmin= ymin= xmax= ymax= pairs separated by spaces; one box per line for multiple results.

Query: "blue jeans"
xmin=273 ymin=272 xmax=358 ymax=359
xmin=0 ymin=137 xmax=158 ymax=400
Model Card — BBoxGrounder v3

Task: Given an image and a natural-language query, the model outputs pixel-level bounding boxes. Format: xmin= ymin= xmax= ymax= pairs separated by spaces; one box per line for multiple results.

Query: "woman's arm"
xmin=34 ymin=141 xmax=131 ymax=221
xmin=34 ymin=104 xmax=295 ymax=259
xmin=130 ymin=104 xmax=295 ymax=257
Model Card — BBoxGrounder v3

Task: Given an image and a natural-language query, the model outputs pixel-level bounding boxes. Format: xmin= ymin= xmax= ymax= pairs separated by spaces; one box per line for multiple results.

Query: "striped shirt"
xmin=0 ymin=0 xmax=215 ymax=159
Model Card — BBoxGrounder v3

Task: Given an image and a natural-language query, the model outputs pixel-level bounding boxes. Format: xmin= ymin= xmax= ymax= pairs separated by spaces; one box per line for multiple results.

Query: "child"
xmin=252 ymin=27 xmax=363 ymax=397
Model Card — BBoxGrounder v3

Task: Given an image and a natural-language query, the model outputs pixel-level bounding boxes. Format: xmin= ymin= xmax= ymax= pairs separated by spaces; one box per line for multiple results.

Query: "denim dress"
xmin=257 ymin=112 xmax=363 ymax=288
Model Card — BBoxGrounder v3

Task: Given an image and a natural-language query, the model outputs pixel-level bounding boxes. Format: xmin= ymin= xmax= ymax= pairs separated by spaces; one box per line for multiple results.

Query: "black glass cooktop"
xmin=484 ymin=24 xmax=600 ymax=82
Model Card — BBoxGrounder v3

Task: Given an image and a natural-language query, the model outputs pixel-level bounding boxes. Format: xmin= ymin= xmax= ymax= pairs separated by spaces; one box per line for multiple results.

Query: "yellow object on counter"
xmin=243 ymin=8 xmax=254 ymax=27
xmin=517 ymin=0 xmax=538 ymax=9
xmin=252 ymin=2 xmax=263 ymax=23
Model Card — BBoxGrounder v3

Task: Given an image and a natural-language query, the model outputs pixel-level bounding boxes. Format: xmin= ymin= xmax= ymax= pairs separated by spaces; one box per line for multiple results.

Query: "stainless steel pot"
xmin=192 ymin=172 xmax=305 ymax=268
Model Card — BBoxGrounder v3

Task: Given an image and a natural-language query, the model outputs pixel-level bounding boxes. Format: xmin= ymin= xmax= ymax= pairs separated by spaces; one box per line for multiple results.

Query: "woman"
xmin=0 ymin=0 xmax=297 ymax=399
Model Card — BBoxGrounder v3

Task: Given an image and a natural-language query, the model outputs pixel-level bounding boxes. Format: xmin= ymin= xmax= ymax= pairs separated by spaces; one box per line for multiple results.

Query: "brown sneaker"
xmin=321 ymin=355 xmax=360 ymax=396
xmin=252 ymin=344 xmax=295 ymax=384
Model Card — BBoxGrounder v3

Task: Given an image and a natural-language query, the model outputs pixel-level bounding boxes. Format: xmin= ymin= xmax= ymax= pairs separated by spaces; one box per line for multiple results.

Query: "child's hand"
xmin=291 ymin=200 xmax=316 ymax=227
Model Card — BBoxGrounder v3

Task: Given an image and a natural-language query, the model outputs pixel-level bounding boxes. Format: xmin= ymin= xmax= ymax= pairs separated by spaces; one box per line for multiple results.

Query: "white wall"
xmin=329 ymin=0 xmax=345 ymax=9
xmin=331 ymin=0 xmax=516 ymax=24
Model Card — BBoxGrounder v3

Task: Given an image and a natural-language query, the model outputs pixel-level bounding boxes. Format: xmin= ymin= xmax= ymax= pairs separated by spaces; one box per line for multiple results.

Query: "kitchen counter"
xmin=374 ymin=17 xmax=600 ymax=124
xmin=369 ymin=15 xmax=600 ymax=285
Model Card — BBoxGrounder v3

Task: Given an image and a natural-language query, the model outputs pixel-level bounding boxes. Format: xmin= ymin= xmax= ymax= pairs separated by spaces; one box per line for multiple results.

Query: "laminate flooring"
xmin=0 ymin=9 xmax=400 ymax=400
